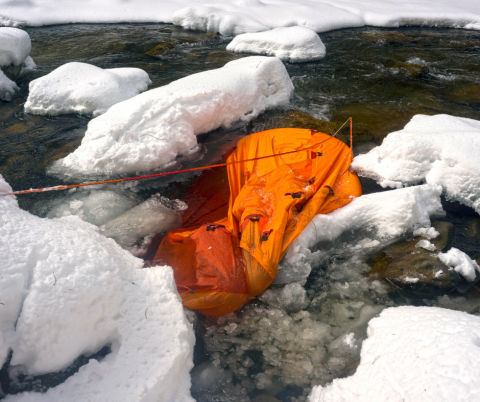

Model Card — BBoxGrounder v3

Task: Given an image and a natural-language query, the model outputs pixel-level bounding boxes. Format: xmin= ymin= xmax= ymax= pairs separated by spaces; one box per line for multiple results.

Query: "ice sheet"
xmin=0 ymin=174 xmax=195 ymax=402
xmin=49 ymin=56 xmax=293 ymax=176
xmin=24 ymin=62 xmax=151 ymax=117
xmin=2 ymin=0 xmax=479 ymax=34
xmin=226 ymin=26 xmax=326 ymax=62
xmin=352 ymin=114 xmax=480 ymax=214
xmin=309 ymin=306 xmax=480 ymax=402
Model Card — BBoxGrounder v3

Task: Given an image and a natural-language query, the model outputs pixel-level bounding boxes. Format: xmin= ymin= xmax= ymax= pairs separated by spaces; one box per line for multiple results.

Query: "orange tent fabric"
xmin=153 ymin=128 xmax=362 ymax=316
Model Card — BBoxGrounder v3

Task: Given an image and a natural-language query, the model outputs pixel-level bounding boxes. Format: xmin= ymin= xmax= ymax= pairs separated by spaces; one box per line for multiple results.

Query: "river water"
xmin=1 ymin=24 xmax=480 ymax=401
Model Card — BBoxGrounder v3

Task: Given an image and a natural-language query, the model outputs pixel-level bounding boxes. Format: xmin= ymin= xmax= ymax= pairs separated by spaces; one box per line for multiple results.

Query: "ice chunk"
xmin=309 ymin=306 xmax=480 ymax=402
xmin=260 ymin=283 xmax=310 ymax=312
xmin=35 ymin=189 xmax=140 ymax=226
xmin=24 ymin=62 xmax=151 ymax=117
xmin=226 ymin=26 xmax=326 ymax=62
xmin=0 ymin=69 xmax=18 ymax=101
xmin=352 ymin=114 xmax=480 ymax=214
xmin=49 ymin=56 xmax=293 ymax=176
xmin=415 ymin=239 xmax=436 ymax=251
xmin=0 ymin=27 xmax=31 ymax=67
xmin=0 ymin=174 xmax=194 ymax=402
xmin=100 ymin=194 xmax=187 ymax=253
xmin=438 ymin=247 xmax=480 ymax=282
xmin=413 ymin=226 xmax=439 ymax=239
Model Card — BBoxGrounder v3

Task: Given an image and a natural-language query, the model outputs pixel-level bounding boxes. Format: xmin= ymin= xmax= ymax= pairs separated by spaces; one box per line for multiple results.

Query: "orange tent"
xmin=152 ymin=128 xmax=361 ymax=316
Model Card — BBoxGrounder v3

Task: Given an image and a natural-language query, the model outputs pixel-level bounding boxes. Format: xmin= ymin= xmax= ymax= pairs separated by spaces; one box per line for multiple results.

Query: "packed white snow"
xmin=24 ymin=62 xmax=151 ymax=117
xmin=0 ymin=69 xmax=18 ymax=101
xmin=1 ymin=0 xmax=480 ymax=33
xmin=226 ymin=26 xmax=326 ymax=62
xmin=0 ymin=27 xmax=30 ymax=67
xmin=416 ymin=239 xmax=436 ymax=251
xmin=438 ymin=247 xmax=480 ymax=282
xmin=0 ymin=174 xmax=195 ymax=402
xmin=49 ymin=56 xmax=293 ymax=176
xmin=276 ymin=184 xmax=444 ymax=285
xmin=352 ymin=114 xmax=480 ymax=214
xmin=309 ymin=306 xmax=480 ymax=402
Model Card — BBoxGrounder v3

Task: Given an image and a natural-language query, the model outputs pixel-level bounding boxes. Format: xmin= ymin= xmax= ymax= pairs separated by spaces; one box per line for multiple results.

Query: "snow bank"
xmin=279 ymin=184 xmax=444 ymax=285
xmin=0 ymin=174 xmax=195 ymax=402
xmin=1 ymin=0 xmax=480 ymax=32
xmin=24 ymin=62 xmax=151 ymax=117
xmin=0 ymin=27 xmax=30 ymax=67
xmin=226 ymin=26 xmax=326 ymax=62
xmin=309 ymin=306 xmax=480 ymax=402
xmin=438 ymin=248 xmax=480 ymax=282
xmin=49 ymin=56 xmax=293 ymax=176
xmin=352 ymin=114 xmax=480 ymax=214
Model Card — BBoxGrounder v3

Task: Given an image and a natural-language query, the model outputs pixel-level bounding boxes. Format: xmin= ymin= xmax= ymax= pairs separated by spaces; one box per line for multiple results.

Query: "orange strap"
xmin=3 ymin=119 xmax=352 ymax=196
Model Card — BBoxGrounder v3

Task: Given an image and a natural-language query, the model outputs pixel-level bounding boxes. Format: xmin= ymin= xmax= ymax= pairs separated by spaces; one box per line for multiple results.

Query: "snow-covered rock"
xmin=0 ymin=27 xmax=31 ymax=67
xmin=438 ymin=247 xmax=480 ymax=282
xmin=49 ymin=56 xmax=293 ymax=176
xmin=279 ymin=184 xmax=444 ymax=284
xmin=24 ymin=62 xmax=151 ymax=117
xmin=2 ymin=0 xmax=480 ymax=33
xmin=0 ymin=27 xmax=35 ymax=100
xmin=226 ymin=26 xmax=326 ymax=62
xmin=0 ymin=174 xmax=195 ymax=402
xmin=352 ymin=114 xmax=480 ymax=214
xmin=309 ymin=306 xmax=480 ymax=402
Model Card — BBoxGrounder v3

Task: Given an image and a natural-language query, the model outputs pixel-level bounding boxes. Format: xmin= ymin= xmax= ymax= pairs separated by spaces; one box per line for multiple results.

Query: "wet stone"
xmin=368 ymin=222 xmax=461 ymax=293
xmin=385 ymin=60 xmax=430 ymax=79
xmin=450 ymin=83 xmax=480 ymax=104
xmin=1 ymin=64 xmax=23 ymax=81
xmin=205 ymin=50 xmax=242 ymax=67
xmin=252 ymin=394 xmax=282 ymax=402
xmin=145 ymin=42 xmax=175 ymax=56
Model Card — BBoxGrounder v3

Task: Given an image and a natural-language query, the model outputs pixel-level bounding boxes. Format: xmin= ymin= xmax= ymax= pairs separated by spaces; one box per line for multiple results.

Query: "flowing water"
xmin=1 ymin=24 xmax=480 ymax=401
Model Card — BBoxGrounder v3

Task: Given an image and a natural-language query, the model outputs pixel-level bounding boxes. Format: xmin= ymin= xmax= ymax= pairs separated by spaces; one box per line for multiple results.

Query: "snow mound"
xmin=279 ymin=184 xmax=444 ymax=285
xmin=0 ymin=27 xmax=30 ymax=66
xmin=309 ymin=306 xmax=480 ymax=402
xmin=24 ymin=62 xmax=151 ymax=117
xmin=226 ymin=26 xmax=326 ymax=62
xmin=49 ymin=56 xmax=293 ymax=176
xmin=0 ymin=174 xmax=195 ymax=402
xmin=438 ymin=247 xmax=480 ymax=282
xmin=352 ymin=114 xmax=480 ymax=214
xmin=0 ymin=69 xmax=18 ymax=101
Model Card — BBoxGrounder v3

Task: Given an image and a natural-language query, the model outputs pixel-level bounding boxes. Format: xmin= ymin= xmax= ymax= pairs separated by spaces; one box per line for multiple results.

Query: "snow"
xmin=24 ymin=62 xmax=151 ymax=117
xmin=438 ymin=247 xmax=480 ymax=282
xmin=352 ymin=114 xmax=480 ymax=214
xmin=413 ymin=226 xmax=439 ymax=240
xmin=226 ymin=26 xmax=326 ymax=62
xmin=0 ymin=174 xmax=195 ymax=402
xmin=0 ymin=70 xmax=18 ymax=101
xmin=49 ymin=56 xmax=293 ymax=176
xmin=279 ymin=184 xmax=444 ymax=285
xmin=416 ymin=239 xmax=436 ymax=251
xmin=0 ymin=27 xmax=30 ymax=66
xmin=308 ymin=306 xmax=480 ymax=402
xmin=0 ymin=0 xmax=480 ymax=33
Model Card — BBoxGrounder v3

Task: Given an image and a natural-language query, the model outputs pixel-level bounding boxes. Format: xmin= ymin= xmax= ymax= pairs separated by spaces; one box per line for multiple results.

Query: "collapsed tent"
xmin=151 ymin=128 xmax=362 ymax=316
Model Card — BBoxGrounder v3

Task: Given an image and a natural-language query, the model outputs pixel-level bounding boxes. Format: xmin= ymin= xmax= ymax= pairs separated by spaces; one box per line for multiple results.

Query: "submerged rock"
xmin=385 ymin=60 xmax=429 ymax=78
xmin=367 ymin=222 xmax=466 ymax=293
xmin=450 ymin=83 xmax=480 ymax=104
xmin=145 ymin=42 xmax=175 ymax=56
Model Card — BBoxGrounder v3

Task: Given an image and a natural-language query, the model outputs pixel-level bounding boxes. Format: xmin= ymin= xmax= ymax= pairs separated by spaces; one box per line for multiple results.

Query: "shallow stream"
xmin=1 ymin=23 xmax=480 ymax=401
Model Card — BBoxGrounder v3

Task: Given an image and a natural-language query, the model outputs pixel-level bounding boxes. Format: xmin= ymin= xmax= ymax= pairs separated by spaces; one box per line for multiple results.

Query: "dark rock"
xmin=145 ymin=42 xmax=175 ymax=56
xmin=1 ymin=64 xmax=23 ymax=81
xmin=248 ymin=109 xmax=349 ymax=145
xmin=368 ymin=222 xmax=462 ymax=293
xmin=205 ymin=50 xmax=242 ymax=67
